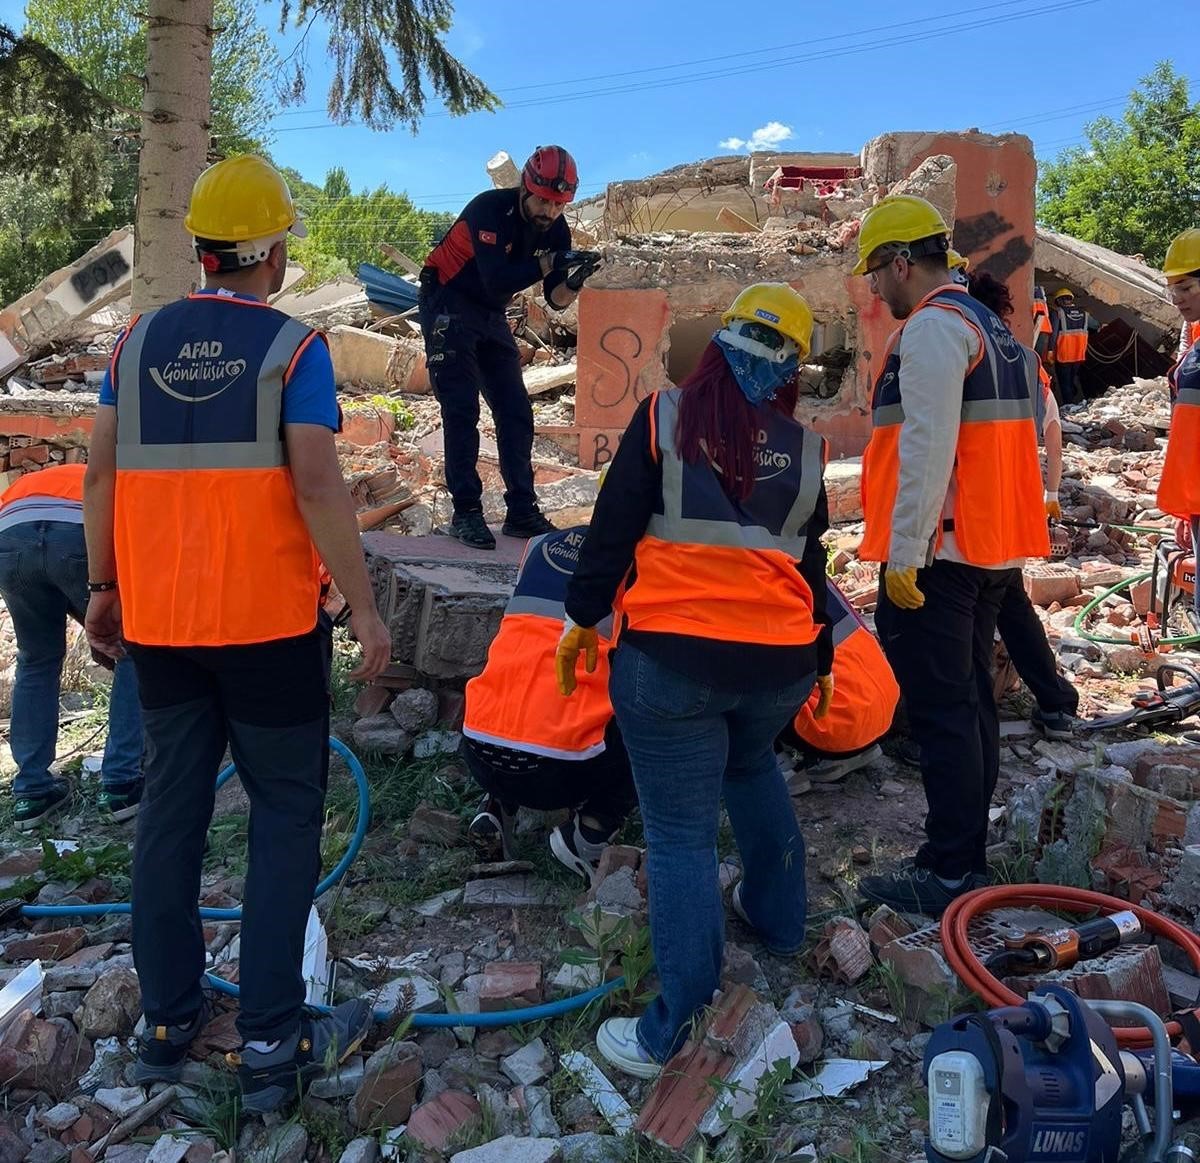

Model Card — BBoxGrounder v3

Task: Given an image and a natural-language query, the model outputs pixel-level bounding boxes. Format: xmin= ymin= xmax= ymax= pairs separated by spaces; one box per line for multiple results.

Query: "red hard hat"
xmin=522 ymin=145 xmax=578 ymax=204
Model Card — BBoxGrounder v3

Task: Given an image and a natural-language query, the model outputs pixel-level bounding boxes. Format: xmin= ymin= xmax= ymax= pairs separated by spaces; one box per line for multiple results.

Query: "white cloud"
xmin=719 ymin=121 xmax=795 ymax=152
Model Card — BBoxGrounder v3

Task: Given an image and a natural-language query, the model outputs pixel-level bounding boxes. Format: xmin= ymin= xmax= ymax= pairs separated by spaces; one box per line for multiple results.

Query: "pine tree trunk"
xmin=132 ymin=0 xmax=213 ymax=311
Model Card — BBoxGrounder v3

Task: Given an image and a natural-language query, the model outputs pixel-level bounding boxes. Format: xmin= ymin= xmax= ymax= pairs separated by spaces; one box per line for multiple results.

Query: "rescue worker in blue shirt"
xmin=419 ymin=146 xmax=601 ymax=550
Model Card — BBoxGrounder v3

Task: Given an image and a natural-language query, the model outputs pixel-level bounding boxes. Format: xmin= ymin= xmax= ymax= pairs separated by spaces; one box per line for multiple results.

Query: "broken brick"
xmin=408 ymin=803 xmax=463 ymax=847
xmin=4 ymin=927 xmax=86 ymax=963
xmin=9 ymin=444 xmax=49 ymax=468
xmin=406 ymin=1090 xmax=481 ymax=1153
xmin=437 ymin=688 xmax=466 ymax=730
xmin=867 ymin=905 xmax=917 ymax=950
xmin=1023 ymin=562 xmax=1081 ymax=607
xmin=812 ymin=918 xmax=873 ymax=984
xmin=350 ymin=1041 xmax=422 ymax=1129
xmin=637 ymin=985 xmax=799 ymax=1150
xmin=353 ymin=684 xmax=393 ymax=719
xmin=478 ymin=962 xmax=543 ymax=1011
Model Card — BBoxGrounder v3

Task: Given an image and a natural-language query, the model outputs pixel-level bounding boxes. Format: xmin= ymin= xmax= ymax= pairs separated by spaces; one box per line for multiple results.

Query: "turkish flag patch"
xmin=478 ymin=230 xmax=497 ymax=244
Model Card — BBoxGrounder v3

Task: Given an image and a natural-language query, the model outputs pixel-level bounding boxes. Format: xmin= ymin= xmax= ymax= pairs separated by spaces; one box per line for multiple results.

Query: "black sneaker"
xmin=132 ymin=997 xmax=210 ymax=1083
xmin=1031 ymin=706 xmax=1075 ymax=741
xmin=549 ymin=812 xmax=616 ymax=883
xmin=468 ymin=795 xmax=514 ymax=863
xmin=233 ymin=1000 xmax=373 ymax=1114
xmin=98 ymin=780 xmax=143 ymax=823
xmin=858 ymin=865 xmax=975 ymax=917
xmin=501 ymin=511 xmax=557 ymax=538
xmin=448 ymin=511 xmax=496 ymax=550
xmin=14 ymin=783 xmax=70 ymax=832
xmin=895 ymin=739 xmax=921 ymax=769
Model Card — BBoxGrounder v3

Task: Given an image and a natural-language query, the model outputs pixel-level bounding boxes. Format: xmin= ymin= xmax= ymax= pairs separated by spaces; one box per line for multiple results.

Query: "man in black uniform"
xmin=420 ymin=146 xmax=598 ymax=549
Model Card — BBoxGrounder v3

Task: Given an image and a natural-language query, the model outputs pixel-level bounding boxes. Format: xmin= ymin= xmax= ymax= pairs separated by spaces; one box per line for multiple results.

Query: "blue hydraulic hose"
xmin=18 ymin=738 xmax=623 ymax=1026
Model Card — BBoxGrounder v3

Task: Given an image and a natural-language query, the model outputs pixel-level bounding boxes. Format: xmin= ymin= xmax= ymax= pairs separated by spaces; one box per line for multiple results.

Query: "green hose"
xmin=1072 ymin=570 xmax=1200 ymax=648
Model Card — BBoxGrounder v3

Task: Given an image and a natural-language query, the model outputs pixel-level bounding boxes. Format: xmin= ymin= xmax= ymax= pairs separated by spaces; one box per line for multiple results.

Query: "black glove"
xmin=559 ymin=250 xmax=603 ymax=291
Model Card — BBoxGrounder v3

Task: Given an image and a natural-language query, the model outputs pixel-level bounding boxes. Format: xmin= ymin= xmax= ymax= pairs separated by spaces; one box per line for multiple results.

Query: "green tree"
xmin=1038 ymin=62 xmax=1200 ymax=265
xmin=289 ymin=165 xmax=447 ymax=280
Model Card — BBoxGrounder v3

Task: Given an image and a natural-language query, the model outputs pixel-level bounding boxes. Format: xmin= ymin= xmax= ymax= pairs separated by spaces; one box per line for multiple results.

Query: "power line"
xmin=268 ymin=0 xmax=1055 ymax=118
xmin=270 ymin=0 xmax=1103 ymax=133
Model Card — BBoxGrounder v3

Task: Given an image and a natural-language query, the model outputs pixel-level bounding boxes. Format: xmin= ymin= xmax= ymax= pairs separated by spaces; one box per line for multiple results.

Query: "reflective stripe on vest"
xmin=1159 ymin=342 xmax=1200 ymax=518
xmin=792 ymin=579 xmax=899 ymax=754
xmin=859 ymin=286 xmax=1049 ymax=566
xmin=112 ymin=295 xmax=323 ymax=646
xmin=1054 ymin=306 xmax=1088 ymax=363
xmin=621 ymin=388 xmax=823 ymax=646
xmin=464 ymin=527 xmax=614 ymax=759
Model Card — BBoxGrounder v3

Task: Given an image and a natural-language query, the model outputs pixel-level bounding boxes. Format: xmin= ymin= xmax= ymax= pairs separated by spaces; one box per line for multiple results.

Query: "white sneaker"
xmin=549 ymin=812 xmax=613 ymax=883
xmin=805 ymin=743 xmax=884 ymax=785
xmin=596 ymin=1017 xmax=660 ymax=1080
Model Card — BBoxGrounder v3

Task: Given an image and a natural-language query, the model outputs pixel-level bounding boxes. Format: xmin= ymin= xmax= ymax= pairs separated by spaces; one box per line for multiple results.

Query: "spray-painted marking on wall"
xmin=591 ymin=326 xmax=645 ymax=409
xmin=70 ymin=251 xmax=131 ymax=305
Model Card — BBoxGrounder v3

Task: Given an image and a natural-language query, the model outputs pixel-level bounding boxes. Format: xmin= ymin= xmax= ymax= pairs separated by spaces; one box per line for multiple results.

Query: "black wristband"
xmin=87 ymin=581 xmax=117 ymax=593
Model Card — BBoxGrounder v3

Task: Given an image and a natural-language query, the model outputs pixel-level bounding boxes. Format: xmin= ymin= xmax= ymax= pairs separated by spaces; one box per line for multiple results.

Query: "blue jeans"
xmin=0 ymin=521 xmax=143 ymax=796
xmin=609 ymin=643 xmax=813 ymax=1062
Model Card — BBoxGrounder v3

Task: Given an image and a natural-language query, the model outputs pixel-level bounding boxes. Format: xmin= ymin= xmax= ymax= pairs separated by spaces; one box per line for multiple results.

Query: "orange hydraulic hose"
xmin=940 ymin=884 xmax=1200 ymax=1049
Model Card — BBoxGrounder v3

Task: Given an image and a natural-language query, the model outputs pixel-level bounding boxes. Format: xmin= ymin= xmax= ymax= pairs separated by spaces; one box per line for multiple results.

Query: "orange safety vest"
xmin=791 ymin=579 xmax=899 ymax=754
xmin=859 ymin=286 xmax=1049 ymax=566
xmin=1032 ymin=297 xmax=1052 ymax=343
xmin=1158 ymin=337 xmax=1200 ymax=518
xmin=1033 ymin=360 xmax=1054 ymax=445
xmin=1054 ymin=305 xmax=1089 ymax=363
xmin=112 ymin=294 xmax=326 ymax=647
xmin=464 ymin=527 xmax=615 ymax=759
xmin=0 ymin=463 xmax=85 ymax=505
xmin=1189 ymin=321 xmax=1200 ymax=352
xmin=620 ymin=388 xmax=824 ymax=647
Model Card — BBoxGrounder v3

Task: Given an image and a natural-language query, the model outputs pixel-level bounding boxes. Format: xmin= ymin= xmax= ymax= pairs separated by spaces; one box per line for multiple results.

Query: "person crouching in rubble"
xmin=1158 ymin=229 xmax=1200 ymax=566
xmin=460 ymin=495 xmax=637 ymax=880
xmin=556 ymin=283 xmax=833 ymax=1079
xmin=777 ymin=576 xmax=899 ymax=788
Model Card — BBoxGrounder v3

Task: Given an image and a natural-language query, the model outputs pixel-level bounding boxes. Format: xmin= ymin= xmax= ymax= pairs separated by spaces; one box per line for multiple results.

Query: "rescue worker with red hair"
xmin=83 ymin=155 xmax=390 ymax=1112
xmin=852 ymin=195 xmax=1049 ymax=916
xmin=779 ymin=577 xmax=898 ymax=784
xmin=557 ymin=283 xmax=833 ymax=1078
xmin=1158 ymin=229 xmax=1200 ymax=563
xmin=419 ymin=146 xmax=600 ymax=549
xmin=461 ymin=515 xmax=636 ymax=879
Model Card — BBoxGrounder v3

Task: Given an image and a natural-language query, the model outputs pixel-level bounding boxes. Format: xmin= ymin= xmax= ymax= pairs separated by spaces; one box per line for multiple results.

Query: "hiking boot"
xmin=98 ymin=780 xmax=143 ymax=823
xmin=549 ymin=812 xmax=616 ymax=883
xmin=233 ymin=999 xmax=373 ymax=1114
xmin=14 ymin=782 xmax=70 ymax=832
xmin=501 ymin=511 xmax=557 ymax=539
xmin=858 ymin=864 xmax=975 ymax=917
xmin=468 ymin=795 xmax=514 ymax=863
xmin=131 ymin=998 xmax=210 ymax=1083
xmin=805 ymin=743 xmax=884 ymax=785
xmin=448 ymin=511 xmax=496 ymax=550
xmin=596 ymin=1017 xmax=660 ymax=1080
xmin=1031 ymin=706 xmax=1075 ymax=741
xmin=895 ymin=738 xmax=921 ymax=769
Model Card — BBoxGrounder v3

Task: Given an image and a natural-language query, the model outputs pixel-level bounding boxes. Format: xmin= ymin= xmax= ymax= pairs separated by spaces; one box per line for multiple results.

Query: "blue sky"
xmin=4 ymin=0 xmax=1197 ymax=213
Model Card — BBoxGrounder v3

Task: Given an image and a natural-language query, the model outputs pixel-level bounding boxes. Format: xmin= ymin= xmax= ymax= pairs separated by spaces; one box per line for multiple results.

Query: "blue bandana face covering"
xmin=714 ymin=333 xmax=800 ymax=404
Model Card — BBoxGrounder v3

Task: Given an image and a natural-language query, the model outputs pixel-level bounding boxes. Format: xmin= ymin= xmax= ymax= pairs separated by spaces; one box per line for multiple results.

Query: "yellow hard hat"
xmin=721 ymin=283 xmax=813 ymax=360
xmin=947 ymin=248 xmax=969 ymax=271
xmin=184 ymin=155 xmax=307 ymax=243
xmin=1053 ymin=287 xmax=1075 ymax=301
xmin=1164 ymin=229 xmax=1200 ymax=279
xmin=853 ymin=194 xmax=950 ymax=276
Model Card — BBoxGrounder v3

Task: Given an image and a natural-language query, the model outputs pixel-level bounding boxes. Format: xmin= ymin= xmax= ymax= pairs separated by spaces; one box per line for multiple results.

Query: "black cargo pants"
xmin=876 ymin=560 xmax=1013 ymax=879
xmin=127 ymin=614 xmax=332 ymax=1043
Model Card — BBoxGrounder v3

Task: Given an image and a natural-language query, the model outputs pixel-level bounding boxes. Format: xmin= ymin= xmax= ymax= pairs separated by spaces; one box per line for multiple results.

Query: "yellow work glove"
xmin=1045 ymin=493 xmax=1061 ymax=521
xmin=814 ymin=674 xmax=834 ymax=719
xmin=555 ymin=620 xmax=599 ymax=696
xmin=884 ymin=566 xmax=925 ymax=610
